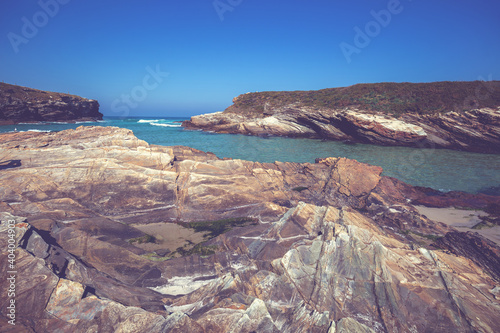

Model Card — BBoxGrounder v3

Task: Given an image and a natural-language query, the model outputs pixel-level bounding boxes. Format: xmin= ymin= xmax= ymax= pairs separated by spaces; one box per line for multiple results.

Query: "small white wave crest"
xmin=150 ymin=123 xmax=182 ymax=128
xmin=138 ymin=119 xmax=160 ymax=123
xmin=18 ymin=129 xmax=52 ymax=133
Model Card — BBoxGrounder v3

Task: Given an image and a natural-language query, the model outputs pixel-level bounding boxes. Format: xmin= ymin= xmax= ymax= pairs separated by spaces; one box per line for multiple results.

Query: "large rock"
xmin=183 ymin=81 xmax=500 ymax=153
xmin=0 ymin=82 xmax=102 ymax=124
xmin=0 ymin=126 xmax=499 ymax=332
xmin=184 ymin=107 xmax=500 ymax=153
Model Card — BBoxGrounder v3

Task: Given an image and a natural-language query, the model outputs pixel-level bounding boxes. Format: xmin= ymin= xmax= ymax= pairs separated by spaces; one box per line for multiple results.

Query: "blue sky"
xmin=1 ymin=0 xmax=499 ymax=117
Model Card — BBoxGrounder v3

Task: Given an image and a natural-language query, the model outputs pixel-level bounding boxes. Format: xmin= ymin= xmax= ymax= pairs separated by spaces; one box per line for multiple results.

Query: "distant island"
xmin=0 ymin=82 xmax=102 ymax=125
xmin=183 ymin=81 xmax=500 ymax=154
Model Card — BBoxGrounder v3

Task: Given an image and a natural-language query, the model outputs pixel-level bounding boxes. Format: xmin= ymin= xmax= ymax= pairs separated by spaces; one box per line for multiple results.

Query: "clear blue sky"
xmin=1 ymin=0 xmax=499 ymax=117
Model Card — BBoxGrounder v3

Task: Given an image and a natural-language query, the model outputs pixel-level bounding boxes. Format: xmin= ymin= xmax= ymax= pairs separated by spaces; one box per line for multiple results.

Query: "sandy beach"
xmin=415 ymin=205 xmax=500 ymax=245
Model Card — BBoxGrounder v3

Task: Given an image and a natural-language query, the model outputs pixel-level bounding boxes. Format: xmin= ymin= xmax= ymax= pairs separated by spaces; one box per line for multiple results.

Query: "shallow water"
xmin=1 ymin=116 xmax=499 ymax=194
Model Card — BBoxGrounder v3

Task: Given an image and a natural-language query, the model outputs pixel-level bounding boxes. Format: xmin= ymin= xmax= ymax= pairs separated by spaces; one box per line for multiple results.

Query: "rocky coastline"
xmin=0 ymin=82 xmax=102 ymax=125
xmin=183 ymin=81 xmax=500 ymax=154
xmin=1 ymin=126 xmax=499 ymax=332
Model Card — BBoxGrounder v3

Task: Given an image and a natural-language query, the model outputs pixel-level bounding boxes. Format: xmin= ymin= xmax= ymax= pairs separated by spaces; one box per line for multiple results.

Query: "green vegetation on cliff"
xmin=0 ymin=82 xmax=84 ymax=101
xmin=228 ymin=81 xmax=500 ymax=116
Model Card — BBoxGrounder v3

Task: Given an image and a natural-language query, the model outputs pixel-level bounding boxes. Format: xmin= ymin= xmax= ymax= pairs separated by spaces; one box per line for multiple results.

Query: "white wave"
xmin=138 ymin=119 xmax=160 ymax=123
xmin=74 ymin=121 xmax=98 ymax=124
xmin=16 ymin=129 xmax=52 ymax=133
xmin=149 ymin=123 xmax=182 ymax=128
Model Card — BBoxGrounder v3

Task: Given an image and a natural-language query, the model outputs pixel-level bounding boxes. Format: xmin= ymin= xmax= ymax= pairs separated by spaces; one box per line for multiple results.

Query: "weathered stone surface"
xmin=183 ymin=106 xmax=500 ymax=154
xmin=433 ymin=231 xmax=500 ymax=281
xmin=1 ymin=127 xmax=499 ymax=332
xmin=0 ymin=82 xmax=102 ymax=124
xmin=336 ymin=317 xmax=376 ymax=333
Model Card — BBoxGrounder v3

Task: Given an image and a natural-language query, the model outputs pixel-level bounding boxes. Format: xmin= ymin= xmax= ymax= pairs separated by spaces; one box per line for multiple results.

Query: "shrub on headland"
xmin=228 ymin=81 xmax=500 ymax=117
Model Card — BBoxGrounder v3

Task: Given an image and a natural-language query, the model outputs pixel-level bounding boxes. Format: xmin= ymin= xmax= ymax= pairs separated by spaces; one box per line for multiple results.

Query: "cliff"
xmin=0 ymin=82 xmax=102 ymax=124
xmin=1 ymin=126 xmax=500 ymax=332
xmin=183 ymin=81 xmax=500 ymax=154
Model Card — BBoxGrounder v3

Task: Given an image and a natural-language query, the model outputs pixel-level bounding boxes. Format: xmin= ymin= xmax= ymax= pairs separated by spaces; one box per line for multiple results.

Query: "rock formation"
xmin=0 ymin=82 xmax=102 ymax=124
xmin=183 ymin=81 xmax=500 ymax=154
xmin=0 ymin=126 xmax=499 ymax=332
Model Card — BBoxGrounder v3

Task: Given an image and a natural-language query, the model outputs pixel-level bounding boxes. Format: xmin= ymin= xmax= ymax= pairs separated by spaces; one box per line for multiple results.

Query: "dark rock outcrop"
xmin=1 ymin=127 xmax=499 ymax=332
xmin=183 ymin=81 xmax=500 ymax=153
xmin=0 ymin=82 xmax=102 ymax=124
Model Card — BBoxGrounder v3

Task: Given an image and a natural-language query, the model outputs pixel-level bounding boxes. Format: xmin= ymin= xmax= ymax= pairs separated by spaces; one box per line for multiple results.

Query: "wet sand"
xmin=415 ymin=205 xmax=500 ymax=245
xmin=130 ymin=222 xmax=208 ymax=252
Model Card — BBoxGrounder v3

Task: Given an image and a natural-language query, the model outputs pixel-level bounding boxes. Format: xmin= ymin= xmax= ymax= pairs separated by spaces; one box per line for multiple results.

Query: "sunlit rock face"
xmin=0 ymin=82 xmax=102 ymax=124
xmin=183 ymin=105 xmax=500 ymax=154
xmin=0 ymin=126 xmax=499 ymax=332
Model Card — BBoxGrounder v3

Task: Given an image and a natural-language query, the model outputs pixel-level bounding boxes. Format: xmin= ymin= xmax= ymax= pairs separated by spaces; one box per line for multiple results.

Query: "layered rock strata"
xmin=0 ymin=82 xmax=102 ymax=124
xmin=183 ymin=87 xmax=500 ymax=154
xmin=0 ymin=126 xmax=499 ymax=332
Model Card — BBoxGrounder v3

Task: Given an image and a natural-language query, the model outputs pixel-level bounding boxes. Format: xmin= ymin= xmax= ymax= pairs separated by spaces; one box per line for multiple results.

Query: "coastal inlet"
xmin=1 ymin=116 xmax=499 ymax=194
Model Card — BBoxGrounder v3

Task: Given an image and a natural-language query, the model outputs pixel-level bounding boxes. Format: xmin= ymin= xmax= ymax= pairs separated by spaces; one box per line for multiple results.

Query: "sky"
xmin=1 ymin=0 xmax=499 ymax=117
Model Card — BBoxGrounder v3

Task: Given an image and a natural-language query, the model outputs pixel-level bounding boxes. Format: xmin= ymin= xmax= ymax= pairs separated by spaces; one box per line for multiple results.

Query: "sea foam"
xmin=150 ymin=123 xmax=182 ymax=128
xmin=138 ymin=119 xmax=159 ymax=123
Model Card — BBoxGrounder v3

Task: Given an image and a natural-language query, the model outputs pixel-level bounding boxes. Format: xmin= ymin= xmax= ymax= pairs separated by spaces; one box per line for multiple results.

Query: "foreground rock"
xmin=183 ymin=81 xmax=500 ymax=153
xmin=0 ymin=126 xmax=499 ymax=332
xmin=0 ymin=82 xmax=102 ymax=124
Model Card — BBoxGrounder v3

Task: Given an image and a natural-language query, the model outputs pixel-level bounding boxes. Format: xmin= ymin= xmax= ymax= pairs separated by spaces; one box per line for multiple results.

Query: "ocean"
xmin=1 ymin=116 xmax=499 ymax=194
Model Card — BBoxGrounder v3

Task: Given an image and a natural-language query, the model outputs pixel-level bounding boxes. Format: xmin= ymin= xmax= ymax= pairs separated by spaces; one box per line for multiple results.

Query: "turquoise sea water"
xmin=1 ymin=116 xmax=499 ymax=194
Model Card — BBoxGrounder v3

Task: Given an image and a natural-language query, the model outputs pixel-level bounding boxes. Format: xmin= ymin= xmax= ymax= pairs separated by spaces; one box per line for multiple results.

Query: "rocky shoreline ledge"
xmin=1 ymin=126 xmax=500 ymax=332
xmin=183 ymin=81 xmax=500 ymax=154
xmin=0 ymin=82 xmax=102 ymax=125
